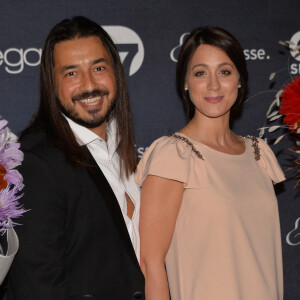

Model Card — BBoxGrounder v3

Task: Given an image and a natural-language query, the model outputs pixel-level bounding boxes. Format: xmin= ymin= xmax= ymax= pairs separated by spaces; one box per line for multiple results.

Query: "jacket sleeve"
xmin=8 ymin=150 xmax=69 ymax=300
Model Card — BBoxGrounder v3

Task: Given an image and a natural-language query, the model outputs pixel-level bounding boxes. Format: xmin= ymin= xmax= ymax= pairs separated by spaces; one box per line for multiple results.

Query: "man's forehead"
xmin=53 ymin=36 xmax=111 ymax=66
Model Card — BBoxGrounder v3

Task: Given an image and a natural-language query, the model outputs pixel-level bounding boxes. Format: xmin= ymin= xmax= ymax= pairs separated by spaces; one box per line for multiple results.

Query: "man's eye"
xmin=96 ymin=66 xmax=104 ymax=71
xmin=65 ymin=71 xmax=75 ymax=77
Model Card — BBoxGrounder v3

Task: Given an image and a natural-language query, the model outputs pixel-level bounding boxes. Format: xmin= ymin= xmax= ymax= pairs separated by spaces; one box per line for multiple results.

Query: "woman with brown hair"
xmin=136 ymin=26 xmax=284 ymax=300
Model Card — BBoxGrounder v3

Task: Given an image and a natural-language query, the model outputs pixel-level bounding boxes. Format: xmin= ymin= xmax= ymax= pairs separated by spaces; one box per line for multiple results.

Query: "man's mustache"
xmin=72 ymin=89 xmax=108 ymax=103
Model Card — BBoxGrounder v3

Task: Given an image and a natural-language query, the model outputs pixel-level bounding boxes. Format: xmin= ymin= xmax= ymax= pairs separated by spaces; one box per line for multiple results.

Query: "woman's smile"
xmin=204 ymin=96 xmax=224 ymax=103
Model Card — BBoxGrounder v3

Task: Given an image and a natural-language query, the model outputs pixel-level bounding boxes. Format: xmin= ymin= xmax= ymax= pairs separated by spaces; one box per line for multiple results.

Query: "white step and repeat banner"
xmin=0 ymin=0 xmax=299 ymax=298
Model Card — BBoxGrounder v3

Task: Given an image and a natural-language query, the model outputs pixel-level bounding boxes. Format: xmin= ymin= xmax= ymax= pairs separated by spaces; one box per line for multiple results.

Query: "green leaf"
xmin=269 ymin=125 xmax=282 ymax=132
xmin=267 ymin=110 xmax=278 ymax=118
xmin=266 ymin=99 xmax=279 ymax=117
xmin=274 ymin=135 xmax=285 ymax=144
xmin=259 ymin=128 xmax=265 ymax=138
xmin=269 ymin=72 xmax=276 ymax=80
xmin=285 ymin=40 xmax=295 ymax=45
xmin=270 ymin=115 xmax=282 ymax=121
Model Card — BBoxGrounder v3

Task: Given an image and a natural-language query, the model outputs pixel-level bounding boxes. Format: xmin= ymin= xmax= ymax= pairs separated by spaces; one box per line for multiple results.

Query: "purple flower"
xmin=0 ymin=120 xmax=24 ymax=190
xmin=0 ymin=118 xmax=26 ymax=233
xmin=0 ymin=186 xmax=26 ymax=234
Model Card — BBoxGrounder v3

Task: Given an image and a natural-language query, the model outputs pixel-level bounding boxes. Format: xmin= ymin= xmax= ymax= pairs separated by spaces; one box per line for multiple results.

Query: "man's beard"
xmin=58 ymin=89 xmax=116 ymax=128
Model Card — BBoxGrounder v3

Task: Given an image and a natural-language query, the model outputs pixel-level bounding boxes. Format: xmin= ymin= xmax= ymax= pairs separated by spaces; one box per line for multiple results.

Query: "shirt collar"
xmin=63 ymin=115 xmax=119 ymax=153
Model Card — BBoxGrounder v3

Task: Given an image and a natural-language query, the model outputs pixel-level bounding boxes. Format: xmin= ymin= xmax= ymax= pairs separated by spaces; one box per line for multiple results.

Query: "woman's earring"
xmin=185 ymin=87 xmax=191 ymax=101
xmin=238 ymin=83 xmax=241 ymax=88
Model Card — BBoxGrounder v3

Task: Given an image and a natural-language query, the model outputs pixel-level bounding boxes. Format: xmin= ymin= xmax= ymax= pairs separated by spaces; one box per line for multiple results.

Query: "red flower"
xmin=280 ymin=76 xmax=300 ymax=131
xmin=0 ymin=165 xmax=7 ymax=190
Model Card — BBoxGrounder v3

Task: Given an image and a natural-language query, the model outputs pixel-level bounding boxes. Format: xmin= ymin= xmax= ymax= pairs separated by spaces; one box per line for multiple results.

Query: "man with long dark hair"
xmin=7 ymin=16 xmax=144 ymax=299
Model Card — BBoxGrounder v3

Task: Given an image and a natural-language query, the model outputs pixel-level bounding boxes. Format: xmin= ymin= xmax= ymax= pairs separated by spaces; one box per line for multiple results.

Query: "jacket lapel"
xmin=84 ymin=151 xmax=141 ymax=271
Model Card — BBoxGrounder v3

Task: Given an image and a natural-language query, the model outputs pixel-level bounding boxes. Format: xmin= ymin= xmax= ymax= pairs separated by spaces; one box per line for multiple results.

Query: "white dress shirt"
xmin=65 ymin=116 xmax=141 ymax=261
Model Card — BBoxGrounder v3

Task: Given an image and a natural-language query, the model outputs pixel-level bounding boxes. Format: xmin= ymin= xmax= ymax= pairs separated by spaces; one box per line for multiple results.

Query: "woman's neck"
xmin=179 ymin=113 xmax=245 ymax=154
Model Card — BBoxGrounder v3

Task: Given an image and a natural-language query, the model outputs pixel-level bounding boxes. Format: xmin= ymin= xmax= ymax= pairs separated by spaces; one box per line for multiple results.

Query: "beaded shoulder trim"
xmin=170 ymin=133 xmax=204 ymax=160
xmin=246 ymin=135 xmax=261 ymax=161
xmin=170 ymin=134 xmax=261 ymax=161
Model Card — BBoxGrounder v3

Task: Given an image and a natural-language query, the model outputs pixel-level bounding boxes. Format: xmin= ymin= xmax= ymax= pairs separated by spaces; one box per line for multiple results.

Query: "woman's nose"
xmin=207 ymin=74 xmax=220 ymax=90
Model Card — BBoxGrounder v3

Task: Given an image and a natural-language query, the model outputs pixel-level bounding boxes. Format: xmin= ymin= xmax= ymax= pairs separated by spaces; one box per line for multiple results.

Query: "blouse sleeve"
xmin=257 ymin=138 xmax=286 ymax=184
xmin=135 ymin=136 xmax=194 ymax=186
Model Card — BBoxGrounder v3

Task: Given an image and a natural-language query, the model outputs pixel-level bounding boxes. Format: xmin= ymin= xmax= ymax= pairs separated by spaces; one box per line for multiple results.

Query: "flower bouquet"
xmin=259 ymin=48 xmax=300 ymax=187
xmin=278 ymin=76 xmax=300 ymax=187
xmin=0 ymin=118 xmax=26 ymax=284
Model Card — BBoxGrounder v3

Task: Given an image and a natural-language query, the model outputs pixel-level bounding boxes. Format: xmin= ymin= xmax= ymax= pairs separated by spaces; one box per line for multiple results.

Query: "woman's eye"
xmin=195 ymin=71 xmax=205 ymax=76
xmin=221 ymin=70 xmax=231 ymax=75
xmin=95 ymin=66 xmax=104 ymax=71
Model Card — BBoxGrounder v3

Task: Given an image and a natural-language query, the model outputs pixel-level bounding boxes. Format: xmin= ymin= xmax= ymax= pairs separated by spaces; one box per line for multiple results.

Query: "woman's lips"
xmin=204 ymin=96 xmax=223 ymax=103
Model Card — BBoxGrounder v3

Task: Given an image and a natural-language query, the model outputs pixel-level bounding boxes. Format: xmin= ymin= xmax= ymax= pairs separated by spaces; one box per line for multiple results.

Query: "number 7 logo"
xmin=103 ymin=26 xmax=144 ymax=76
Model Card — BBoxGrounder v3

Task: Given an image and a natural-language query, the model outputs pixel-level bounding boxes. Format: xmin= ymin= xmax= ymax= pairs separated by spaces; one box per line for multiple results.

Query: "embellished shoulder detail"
xmin=170 ymin=134 xmax=204 ymax=160
xmin=246 ymin=135 xmax=261 ymax=161
xmin=250 ymin=137 xmax=285 ymax=184
xmin=135 ymin=135 xmax=208 ymax=189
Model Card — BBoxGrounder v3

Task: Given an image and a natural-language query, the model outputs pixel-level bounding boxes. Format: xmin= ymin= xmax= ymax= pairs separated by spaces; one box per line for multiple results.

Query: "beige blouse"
xmin=136 ymin=134 xmax=285 ymax=300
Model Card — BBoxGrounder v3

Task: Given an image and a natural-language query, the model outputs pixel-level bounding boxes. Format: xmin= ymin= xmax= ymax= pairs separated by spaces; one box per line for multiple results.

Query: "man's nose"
xmin=80 ymin=71 xmax=96 ymax=92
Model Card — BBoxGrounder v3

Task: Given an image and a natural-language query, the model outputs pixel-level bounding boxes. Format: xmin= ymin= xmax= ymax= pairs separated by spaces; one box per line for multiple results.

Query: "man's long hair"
xmin=22 ymin=16 xmax=137 ymax=177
